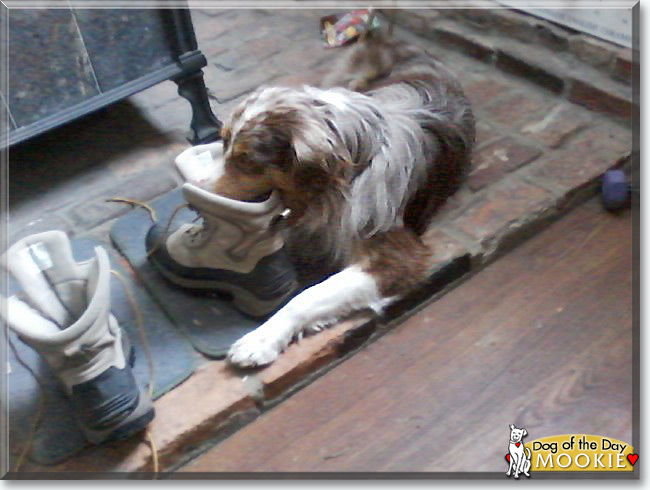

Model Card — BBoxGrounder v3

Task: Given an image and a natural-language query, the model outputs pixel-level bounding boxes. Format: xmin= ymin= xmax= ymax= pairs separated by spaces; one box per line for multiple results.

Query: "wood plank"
xmin=181 ymin=199 xmax=633 ymax=474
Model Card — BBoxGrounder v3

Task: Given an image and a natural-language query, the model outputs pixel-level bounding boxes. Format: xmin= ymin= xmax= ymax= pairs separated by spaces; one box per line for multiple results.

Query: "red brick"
xmin=256 ymin=314 xmax=374 ymax=401
xmin=270 ymin=39 xmax=335 ymax=72
xmin=66 ymin=168 xmax=177 ymax=231
xmin=468 ymin=137 xmax=541 ymax=191
xmin=203 ymin=62 xmax=283 ymax=103
xmin=452 ymin=9 xmax=498 ymax=30
xmin=483 ymin=90 xmax=556 ymax=128
xmin=568 ymin=35 xmax=617 ymax=68
xmin=489 ymin=9 xmax=542 ymax=43
xmin=422 ymin=227 xmax=472 ymax=264
xmin=496 ymin=49 xmax=564 ymax=94
xmin=433 ymin=24 xmax=494 ymax=62
xmin=211 ymin=35 xmax=294 ymax=71
xmin=527 ymin=152 xmax=616 ymax=197
xmin=392 ymin=9 xmax=441 ymax=35
xmin=569 ymin=78 xmax=633 ymax=121
xmin=519 ymin=103 xmax=590 ymax=148
xmin=433 ymin=186 xmax=478 ymax=224
xmin=611 ymin=48 xmax=634 ymax=84
xmin=536 ymin=23 xmax=570 ymax=51
xmin=273 ymin=71 xmax=327 ymax=88
xmin=463 ymin=78 xmax=514 ymax=109
xmin=454 ymin=179 xmax=554 ymax=245
xmin=474 ymin=120 xmax=501 ymax=147
xmin=527 ymin=126 xmax=631 ymax=194
xmin=579 ymin=123 xmax=632 ymax=155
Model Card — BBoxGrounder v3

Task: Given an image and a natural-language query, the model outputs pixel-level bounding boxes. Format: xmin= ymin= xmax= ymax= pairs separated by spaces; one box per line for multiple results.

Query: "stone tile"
xmin=8 ymin=9 xmax=99 ymax=127
xmin=468 ymin=137 xmax=542 ymax=191
xmin=72 ymin=9 xmax=174 ymax=92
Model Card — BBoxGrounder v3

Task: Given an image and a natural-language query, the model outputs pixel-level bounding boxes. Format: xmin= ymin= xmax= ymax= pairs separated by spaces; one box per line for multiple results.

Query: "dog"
xmin=506 ymin=424 xmax=532 ymax=478
xmin=216 ymin=33 xmax=475 ymax=367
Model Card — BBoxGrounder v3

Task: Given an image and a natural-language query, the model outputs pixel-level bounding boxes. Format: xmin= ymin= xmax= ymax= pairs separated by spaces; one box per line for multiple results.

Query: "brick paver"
xmin=9 ymin=6 xmax=634 ymax=475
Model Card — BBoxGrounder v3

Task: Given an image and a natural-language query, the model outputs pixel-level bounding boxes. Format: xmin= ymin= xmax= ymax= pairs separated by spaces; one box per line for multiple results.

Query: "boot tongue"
xmin=175 ymin=142 xmax=225 ymax=190
xmin=3 ymin=232 xmax=87 ymax=328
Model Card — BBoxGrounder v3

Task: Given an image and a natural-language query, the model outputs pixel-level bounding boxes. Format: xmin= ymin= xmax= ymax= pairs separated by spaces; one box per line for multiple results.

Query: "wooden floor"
xmin=180 ymin=199 xmax=634 ymax=474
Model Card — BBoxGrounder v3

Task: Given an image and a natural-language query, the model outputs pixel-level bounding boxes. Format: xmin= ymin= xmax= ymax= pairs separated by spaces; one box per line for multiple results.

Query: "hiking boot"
xmin=1 ymin=231 xmax=155 ymax=444
xmin=146 ymin=142 xmax=298 ymax=317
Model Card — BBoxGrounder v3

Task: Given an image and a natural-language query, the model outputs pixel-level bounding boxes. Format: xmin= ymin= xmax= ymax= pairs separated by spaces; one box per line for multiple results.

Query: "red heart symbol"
xmin=505 ymin=454 xmax=510 ymax=462
xmin=516 ymin=443 xmax=521 ymax=447
xmin=627 ymin=454 xmax=639 ymax=466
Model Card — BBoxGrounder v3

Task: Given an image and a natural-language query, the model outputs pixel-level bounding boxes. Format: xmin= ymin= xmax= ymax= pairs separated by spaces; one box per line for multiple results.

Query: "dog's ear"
xmin=510 ymin=424 xmax=515 ymax=430
xmin=522 ymin=429 xmax=527 ymax=437
xmin=290 ymin=131 xmax=345 ymax=191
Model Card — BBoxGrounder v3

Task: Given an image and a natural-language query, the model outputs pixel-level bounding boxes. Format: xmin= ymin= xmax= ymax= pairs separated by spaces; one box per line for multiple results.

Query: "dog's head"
xmin=215 ymin=87 xmax=353 ymax=220
xmin=509 ymin=424 xmax=527 ymax=442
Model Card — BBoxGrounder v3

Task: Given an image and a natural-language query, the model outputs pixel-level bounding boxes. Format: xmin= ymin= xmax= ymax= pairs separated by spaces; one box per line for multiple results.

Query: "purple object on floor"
xmin=601 ymin=169 xmax=629 ymax=211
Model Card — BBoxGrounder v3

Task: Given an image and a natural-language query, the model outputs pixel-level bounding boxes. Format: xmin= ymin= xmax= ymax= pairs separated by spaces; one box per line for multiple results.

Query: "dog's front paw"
xmin=227 ymin=329 xmax=285 ymax=368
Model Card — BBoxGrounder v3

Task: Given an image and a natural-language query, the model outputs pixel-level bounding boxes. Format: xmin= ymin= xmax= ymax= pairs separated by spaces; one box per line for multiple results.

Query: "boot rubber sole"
xmin=81 ymin=383 xmax=155 ymax=444
xmin=145 ymin=224 xmax=299 ymax=317
xmin=76 ymin=331 xmax=155 ymax=444
xmin=149 ymin=256 xmax=298 ymax=317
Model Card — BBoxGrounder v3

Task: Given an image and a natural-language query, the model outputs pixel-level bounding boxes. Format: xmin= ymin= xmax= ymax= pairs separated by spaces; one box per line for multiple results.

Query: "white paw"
xmin=227 ymin=329 xmax=286 ymax=368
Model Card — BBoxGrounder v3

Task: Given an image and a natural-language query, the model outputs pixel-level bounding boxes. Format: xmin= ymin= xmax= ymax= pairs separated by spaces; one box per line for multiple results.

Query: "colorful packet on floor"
xmin=320 ymin=9 xmax=382 ymax=47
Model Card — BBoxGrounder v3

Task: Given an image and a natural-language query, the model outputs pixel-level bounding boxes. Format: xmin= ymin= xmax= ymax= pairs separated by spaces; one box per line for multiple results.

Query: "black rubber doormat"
xmin=6 ymin=237 xmax=198 ymax=467
xmin=109 ymin=188 xmax=264 ymax=358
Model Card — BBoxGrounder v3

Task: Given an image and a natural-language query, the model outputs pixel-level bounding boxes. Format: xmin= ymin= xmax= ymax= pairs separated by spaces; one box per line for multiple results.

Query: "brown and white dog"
xmin=218 ymin=35 xmax=475 ymax=367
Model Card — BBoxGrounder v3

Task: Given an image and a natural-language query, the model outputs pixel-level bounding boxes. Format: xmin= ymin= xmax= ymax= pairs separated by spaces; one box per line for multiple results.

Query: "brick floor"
xmin=8 ymin=6 xmax=634 ymax=476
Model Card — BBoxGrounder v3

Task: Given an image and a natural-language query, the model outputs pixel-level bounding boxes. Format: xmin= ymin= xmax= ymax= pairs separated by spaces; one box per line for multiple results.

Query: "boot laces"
xmin=184 ymin=213 xmax=212 ymax=243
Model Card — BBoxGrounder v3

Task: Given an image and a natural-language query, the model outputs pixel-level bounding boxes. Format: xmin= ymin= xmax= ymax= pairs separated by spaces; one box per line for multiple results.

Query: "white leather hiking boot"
xmin=1 ymin=231 xmax=154 ymax=444
xmin=146 ymin=142 xmax=299 ymax=317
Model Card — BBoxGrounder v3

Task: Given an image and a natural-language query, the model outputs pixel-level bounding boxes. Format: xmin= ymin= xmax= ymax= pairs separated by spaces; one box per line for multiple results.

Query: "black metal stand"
xmin=167 ymin=9 xmax=222 ymax=146
xmin=174 ymin=69 xmax=222 ymax=145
